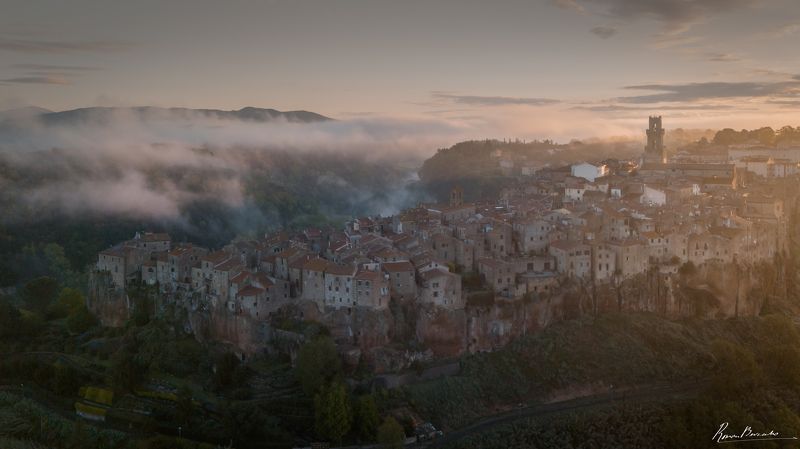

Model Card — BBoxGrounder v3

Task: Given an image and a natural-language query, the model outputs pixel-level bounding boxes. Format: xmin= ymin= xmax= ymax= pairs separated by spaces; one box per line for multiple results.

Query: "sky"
xmin=1 ymin=0 xmax=800 ymax=140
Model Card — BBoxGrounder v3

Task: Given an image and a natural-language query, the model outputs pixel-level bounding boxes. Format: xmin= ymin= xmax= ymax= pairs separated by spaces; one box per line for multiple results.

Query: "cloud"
xmin=1 ymin=75 xmax=71 ymax=85
xmin=617 ymin=80 xmax=800 ymax=103
xmin=0 ymin=36 xmax=132 ymax=54
xmin=649 ymin=35 xmax=703 ymax=49
xmin=562 ymin=0 xmax=756 ymax=35
xmin=572 ymin=103 xmax=735 ymax=112
xmin=554 ymin=0 xmax=585 ymax=13
xmin=432 ymin=92 xmax=559 ymax=107
xmin=759 ymin=23 xmax=800 ymax=39
xmin=590 ymin=26 xmax=617 ymax=39
xmin=766 ymin=99 xmax=800 ymax=108
xmin=9 ymin=63 xmax=101 ymax=71
xmin=705 ymin=52 xmax=739 ymax=62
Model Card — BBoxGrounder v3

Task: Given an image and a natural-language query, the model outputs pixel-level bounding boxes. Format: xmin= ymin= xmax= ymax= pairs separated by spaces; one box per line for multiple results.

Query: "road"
xmin=425 ymin=381 xmax=705 ymax=448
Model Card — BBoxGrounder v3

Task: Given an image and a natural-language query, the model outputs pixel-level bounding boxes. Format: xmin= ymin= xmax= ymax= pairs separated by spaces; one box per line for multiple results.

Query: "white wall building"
xmin=571 ymin=163 xmax=608 ymax=182
xmin=641 ymin=185 xmax=667 ymax=206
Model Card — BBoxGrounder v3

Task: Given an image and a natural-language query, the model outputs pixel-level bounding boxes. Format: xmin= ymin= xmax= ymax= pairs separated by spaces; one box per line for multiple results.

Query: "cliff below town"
xmin=88 ymin=256 xmax=786 ymax=372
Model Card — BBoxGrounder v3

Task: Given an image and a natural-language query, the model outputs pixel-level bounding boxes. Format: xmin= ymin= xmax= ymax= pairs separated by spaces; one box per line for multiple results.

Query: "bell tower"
xmin=450 ymin=185 xmax=463 ymax=207
xmin=643 ymin=116 xmax=666 ymax=164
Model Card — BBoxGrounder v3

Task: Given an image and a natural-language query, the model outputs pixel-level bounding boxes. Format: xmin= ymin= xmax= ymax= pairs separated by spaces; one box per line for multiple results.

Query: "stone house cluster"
xmin=95 ymin=118 xmax=797 ymax=327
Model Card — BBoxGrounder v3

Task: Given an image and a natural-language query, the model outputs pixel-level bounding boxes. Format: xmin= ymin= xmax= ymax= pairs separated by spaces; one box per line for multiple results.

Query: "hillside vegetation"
xmin=403 ymin=313 xmax=800 ymax=433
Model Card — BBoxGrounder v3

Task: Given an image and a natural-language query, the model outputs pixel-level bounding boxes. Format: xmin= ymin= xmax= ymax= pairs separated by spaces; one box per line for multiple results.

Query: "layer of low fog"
xmin=0 ymin=109 xmax=467 ymax=237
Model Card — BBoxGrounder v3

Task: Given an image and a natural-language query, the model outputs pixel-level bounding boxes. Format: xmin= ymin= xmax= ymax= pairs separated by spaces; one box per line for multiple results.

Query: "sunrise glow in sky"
xmin=2 ymin=0 xmax=800 ymax=139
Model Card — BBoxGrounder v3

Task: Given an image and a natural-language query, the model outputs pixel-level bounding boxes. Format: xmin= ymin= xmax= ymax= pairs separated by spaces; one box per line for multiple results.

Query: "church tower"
xmin=450 ymin=185 xmax=463 ymax=207
xmin=643 ymin=116 xmax=666 ymax=165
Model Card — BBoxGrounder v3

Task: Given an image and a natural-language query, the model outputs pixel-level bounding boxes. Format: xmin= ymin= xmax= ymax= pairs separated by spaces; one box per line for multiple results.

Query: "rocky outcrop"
xmin=87 ymin=271 xmax=130 ymax=327
xmin=586 ymin=261 xmax=763 ymax=319
xmin=87 ymin=258 xmax=778 ymax=365
xmin=188 ymin=304 xmax=278 ymax=356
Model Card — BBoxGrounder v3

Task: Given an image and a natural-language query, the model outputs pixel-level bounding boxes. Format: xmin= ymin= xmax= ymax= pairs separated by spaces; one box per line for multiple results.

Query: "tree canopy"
xmin=295 ymin=336 xmax=342 ymax=397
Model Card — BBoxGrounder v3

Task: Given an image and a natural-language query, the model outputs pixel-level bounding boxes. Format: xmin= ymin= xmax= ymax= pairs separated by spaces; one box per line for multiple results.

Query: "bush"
xmin=377 ymin=417 xmax=405 ymax=449
xmin=46 ymin=287 xmax=85 ymax=320
xmin=0 ymin=299 xmax=23 ymax=338
xmin=109 ymin=348 xmax=148 ymax=392
xmin=21 ymin=276 xmax=60 ymax=315
xmin=67 ymin=305 xmax=97 ymax=334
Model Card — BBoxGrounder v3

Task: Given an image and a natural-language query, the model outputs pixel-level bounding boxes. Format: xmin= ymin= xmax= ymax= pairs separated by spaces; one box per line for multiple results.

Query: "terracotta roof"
xmin=202 ymin=251 xmax=229 ymax=264
xmin=230 ymin=271 xmax=252 ymax=285
xmin=275 ymin=247 xmax=302 ymax=259
xmin=237 ymin=286 xmax=265 ymax=298
xmin=168 ymin=246 xmax=192 ymax=257
xmin=141 ymin=232 xmax=170 ymax=242
xmin=419 ymin=268 xmax=452 ymax=282
xmin=289 ymin=254 xmax=313 ymax=270
xmin=99 ymin=247 xmax=122 ymax=258
xmin=355 ymin=270 xmax=383 ymax=281
xmin=253 ymin=273 xmax=274 ymax=288
xmin=214 ymin=259 xmax=242 ymax=272
xmin=607 ymin=238 xmax=644 ymax=247
xmin=382 ymin=261 xmax=414 ymax=272
xmin=303 ymin=258 xmax=331 ymax=272
xmin=327 ymin=264 xmax=357 ymax=276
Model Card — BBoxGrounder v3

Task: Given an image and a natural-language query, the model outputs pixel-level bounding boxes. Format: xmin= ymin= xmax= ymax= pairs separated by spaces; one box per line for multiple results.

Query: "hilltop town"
xmin=89 ymin=117 xmax=800 ymax=368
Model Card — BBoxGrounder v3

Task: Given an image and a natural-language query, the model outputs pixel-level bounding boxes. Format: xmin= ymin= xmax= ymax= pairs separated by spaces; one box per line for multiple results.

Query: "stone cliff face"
xmin=585 ymin=262 xmax=762 ymax=319
xmin=87 ymin=271 xmax=130 ymax=327
xmin=188 ymin=307 xmax=266 ymax=355
xmin=88 ymin=259 xmax=777 ymax=365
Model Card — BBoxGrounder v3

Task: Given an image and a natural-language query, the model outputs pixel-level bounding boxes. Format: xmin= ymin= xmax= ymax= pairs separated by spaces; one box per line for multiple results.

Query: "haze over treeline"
xmin=1 ymin=105 xmax=797 ymax=243
xmin=0 ymin=106 xmax=461 ymax=235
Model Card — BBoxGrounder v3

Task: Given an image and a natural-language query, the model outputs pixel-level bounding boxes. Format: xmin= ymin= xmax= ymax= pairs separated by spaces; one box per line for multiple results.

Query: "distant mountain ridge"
xmin=0 ymin=106 xmax=53 ymax=121
xmin=0 ymin=106 xmax=331 ymax=125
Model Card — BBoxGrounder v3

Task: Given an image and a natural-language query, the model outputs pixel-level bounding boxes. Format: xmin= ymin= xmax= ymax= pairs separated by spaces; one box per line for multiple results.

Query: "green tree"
xmin=763 ymin=344 xmax=800 ymax=389
xmin=47 ymin=287 xmax=84 ymax=319
xmin=221 ymin=402 xmax=292 ymax=449
xmin=175 ymin=385 xmax=194 ymax=427
xmin=66 ymin=304 xmax=97 ymax=334
xmin=678 ymin=261 xmax=697 ymax=278
xmin=377 ymin=416 xmax=405 ymax=449
xmin=768 ymin=405 xmax=800 ymax=441
xmin=296 ymin=336 xmax=342 ymax=396
xmin=52 ymin=363 xmax=80 ymax=396
xmin=314 ymin=381 xmax=352 ymax=444
xmin=759 ymin=314 xmax=800 ymax=345
xmin=21 ymin=276 xmax=60 ymax=315
xmin=109 ymin=347 xmax=147 ymax=392
xmin=43 ymin=243 xmax=79 ymax=287
xmin=213 ymin=352 xmax=240 ymax=390
xmin=68 ymin=419 xmax=88 ymax=449
xmin=710 ymin=339 xmax=762 ymax=398
xmin=353 ymin=394 xmax=380 ymax=441
xmin=0 ymin=298 xmax=23 ymax=338
xmin=131 ymin=293 xmax=152 ymax=327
